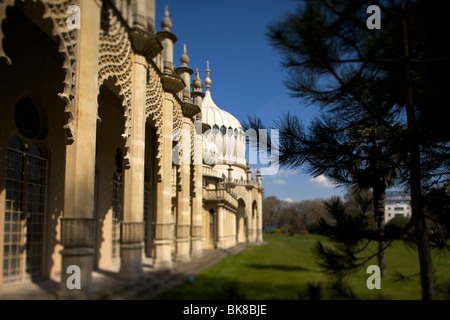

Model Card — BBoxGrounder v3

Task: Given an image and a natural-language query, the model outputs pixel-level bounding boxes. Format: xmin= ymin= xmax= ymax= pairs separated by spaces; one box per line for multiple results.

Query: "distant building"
xmin=384 ymin=191 xmax=411 ymax=223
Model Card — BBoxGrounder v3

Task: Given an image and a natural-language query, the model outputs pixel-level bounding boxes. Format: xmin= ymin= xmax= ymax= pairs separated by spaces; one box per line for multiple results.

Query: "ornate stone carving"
xmin=173 ymin=98 xmax=183 ymax=140
xmin=161 ymin=73 xmax=185 ymax=94
xmin=181 ymin=102 xmax=201 ymax=118
xmin=128 ymin=27 xmax=162 ymax=60
xmin=60 ymin=218 xmax=94 ymax=248
xmin=0 ymin=0 xmax=78 ymax=144
xmin=145 ymin=62 xmax=164 ymax=180
xmin=233 ymin=186 xmax=249 ymax=205
xmin=98 ymin=4 xmax=133 ymax=168
xmin=190 ymin=119 xmax=197 ymax=197
xmin=173 ymin=98 xmax=183 ymax=186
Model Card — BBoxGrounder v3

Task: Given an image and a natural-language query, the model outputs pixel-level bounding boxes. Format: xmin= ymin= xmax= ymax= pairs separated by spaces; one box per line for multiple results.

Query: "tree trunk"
xmin=401 ymin=0 xmax=435 ymax=299
xmin=372 ymin=183 xmax=386 ymax=277
xmin=409 ymin=146 xmax=435 ymax=299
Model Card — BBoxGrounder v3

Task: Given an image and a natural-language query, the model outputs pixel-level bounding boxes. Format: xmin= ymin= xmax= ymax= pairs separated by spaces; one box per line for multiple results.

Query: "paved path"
xmin=0 ymin=243 xmax=247 ymax=300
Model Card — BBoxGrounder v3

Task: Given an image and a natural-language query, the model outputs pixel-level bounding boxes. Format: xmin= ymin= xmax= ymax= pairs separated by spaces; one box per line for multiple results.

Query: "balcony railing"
xmin=202 ymin=165 xmax=221 ymax=178
xmin=203 ymin=188 xmax=238 ymax=208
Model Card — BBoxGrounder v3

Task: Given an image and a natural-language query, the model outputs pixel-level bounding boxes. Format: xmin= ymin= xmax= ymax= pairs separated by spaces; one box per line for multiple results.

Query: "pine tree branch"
xmin=426 ymin=215 xmax=450 ymax=252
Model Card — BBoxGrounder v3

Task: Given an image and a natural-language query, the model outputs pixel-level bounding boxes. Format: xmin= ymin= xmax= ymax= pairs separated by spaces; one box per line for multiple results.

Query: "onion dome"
xmin=201 ymin=61 xmax=246 ymax=168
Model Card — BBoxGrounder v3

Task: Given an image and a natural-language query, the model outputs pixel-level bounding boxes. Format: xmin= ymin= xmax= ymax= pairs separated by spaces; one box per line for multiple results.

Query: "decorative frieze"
xmin=191 ymin=225 xmax=203 ymax=238
xmin=176 ymin=225 xmax=190 ymax=239
xmin=121 ymin=221 xmax=144 ymax=243
xmin=60 ymin=218 xmax=94 ymax=248
xmin=155 ymin=222 xmax=174 ymax=241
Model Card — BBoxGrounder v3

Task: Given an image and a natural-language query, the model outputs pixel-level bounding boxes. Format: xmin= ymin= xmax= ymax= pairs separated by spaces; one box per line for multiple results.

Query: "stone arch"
xmin=98 ymin=1 xmax=133 ymax=168
xmin=236 ymin=198 xmax=247 ymax=243
xmin=1 ymin=0 xmax=79 ymax=143
xmin=252 ymin=200 xmax=258 ymax=217
xmin=145 ymin=62 xmax=163 ymax=180
xmin=95 ymin=78 xmax=127 ymax=268
xmin=252 ymin=200 xmax=258 ymax=242
xmin=0 ymin=3 xmax=72 ymax=284
xmin=172 ymin=97 xmax=183 ymax=187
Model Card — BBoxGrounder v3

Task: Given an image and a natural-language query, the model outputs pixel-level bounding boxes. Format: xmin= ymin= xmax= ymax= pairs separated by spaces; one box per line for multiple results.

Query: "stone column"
xmin=120 ymin=1 xmax=162 ymax=276
xmin=256 ymin=170 xmax=263 ymax=243
xmin=153 ymin=4 xmax=184 ymax=269
xmin=190 ymin=72 xmax=204 ymax=258
xmin=245 ymin=205 xmax=252 ymax=244
xmin=175 ymin=117 xmax=191 ymax=262
xmin=257 ymin=195 xmax=264 ymax=243
xmin=190 ymin=135 xmax=204 ymax=257
xmin=58 ymin=0 xmax=101 ymax=300
xmin=119 ymin=53 xmax=147 ymax=280
xmin=154 ymin=93 xmax=175 ymax=269
xmin=232 ymin=211 xmax=237 ymax=246
xmin=216 ymin=205 xmax=225 ymax=249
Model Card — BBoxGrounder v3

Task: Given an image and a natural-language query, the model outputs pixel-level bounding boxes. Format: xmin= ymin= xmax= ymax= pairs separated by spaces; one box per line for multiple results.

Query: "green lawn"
xmin=157 ymin=234 xmax=450 ymax=300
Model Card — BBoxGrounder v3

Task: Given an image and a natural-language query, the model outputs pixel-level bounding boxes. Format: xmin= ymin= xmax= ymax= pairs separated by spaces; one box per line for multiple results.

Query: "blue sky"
xmin=160 ymin=0 xmax=347 ymax=202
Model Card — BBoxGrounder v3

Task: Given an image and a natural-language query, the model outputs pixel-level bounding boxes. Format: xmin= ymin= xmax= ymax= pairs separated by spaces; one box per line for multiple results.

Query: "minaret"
xmin=191 ymin=68 xmax=204 ymax=109
xmin=157 ymin=5 xmax=177 ymax=73
xmin=256 ymin=168 xmax=262 ymax=187
xmin=176 ymin=44 xmax=194 ymax=102
xmin=228 ymin=165 xmax=233 ymax=181
xmin=246 ymin=164 xmax=252 ymax=182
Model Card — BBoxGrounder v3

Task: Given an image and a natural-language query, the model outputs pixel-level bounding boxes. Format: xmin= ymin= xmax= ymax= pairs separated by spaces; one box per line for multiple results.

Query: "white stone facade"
xmin=384 ymin=191 xmax=411 ymax=223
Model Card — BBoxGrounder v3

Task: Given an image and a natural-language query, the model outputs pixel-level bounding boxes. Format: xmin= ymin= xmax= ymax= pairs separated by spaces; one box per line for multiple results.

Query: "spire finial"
xmin=180 ymin=44 xmax=189 ymax=66
xmin=205 ymin=60 xmax=211 ymax=91
xmin=161 ymin=5 xmax=172 ymax=31
xmin=191 ymin=67 xmax=203 ymax=90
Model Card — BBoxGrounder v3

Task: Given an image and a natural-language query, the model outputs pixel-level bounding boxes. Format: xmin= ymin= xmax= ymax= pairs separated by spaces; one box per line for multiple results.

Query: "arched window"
xmin=111 ymin=148 xmax=123 ymax=260
xmin=13 ymin=96 xmax=47 ymax=140
xmin=3 ymin=137 xmax=47 ymax=283
xmin=220 ymin=125 xmax=227 ymax=136
xmin=212 ymin=124 xmax=219 ymax=136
